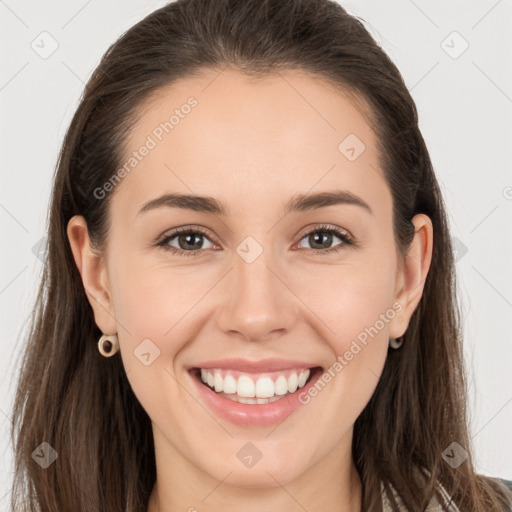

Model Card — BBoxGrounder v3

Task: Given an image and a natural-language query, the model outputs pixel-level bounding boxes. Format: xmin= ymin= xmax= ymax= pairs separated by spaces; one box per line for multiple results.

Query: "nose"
xmin=216 ymin=246 xmax=299 ymax=343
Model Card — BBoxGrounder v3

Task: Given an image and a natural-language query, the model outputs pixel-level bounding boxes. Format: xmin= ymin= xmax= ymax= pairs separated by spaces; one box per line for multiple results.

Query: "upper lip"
xmin=189 ymin=358 xmax=320 ymax=373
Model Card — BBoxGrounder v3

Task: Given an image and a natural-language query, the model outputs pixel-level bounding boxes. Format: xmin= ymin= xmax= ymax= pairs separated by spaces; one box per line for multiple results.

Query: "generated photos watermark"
xmin=298 ymin=301 xmax=403 ymax=405
xmin=93 ymin=96 xmax=198 ymax=200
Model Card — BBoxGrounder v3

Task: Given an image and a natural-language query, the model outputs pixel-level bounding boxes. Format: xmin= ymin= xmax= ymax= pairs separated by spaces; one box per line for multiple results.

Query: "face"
xmin=69 ymin=68 xmax=432 ymax=490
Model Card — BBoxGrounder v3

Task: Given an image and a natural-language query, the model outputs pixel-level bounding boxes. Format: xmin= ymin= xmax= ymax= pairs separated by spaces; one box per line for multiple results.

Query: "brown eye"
xmin=296 ymin=225 xmax=353 ymax=254
xmin=157 ymin=227 xmax=216 ymax=256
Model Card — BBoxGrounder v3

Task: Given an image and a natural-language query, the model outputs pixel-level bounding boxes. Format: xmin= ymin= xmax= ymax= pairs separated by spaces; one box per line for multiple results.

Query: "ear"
xmin=388 ymin=213 xmax=433 ymax=339
xmin=67 ymin=215 xmax=117 ymax=334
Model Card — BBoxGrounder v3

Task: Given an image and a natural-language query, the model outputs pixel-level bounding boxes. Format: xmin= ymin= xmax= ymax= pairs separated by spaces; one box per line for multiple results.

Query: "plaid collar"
xmin=381 ymin=478 xmax=461 ymax=511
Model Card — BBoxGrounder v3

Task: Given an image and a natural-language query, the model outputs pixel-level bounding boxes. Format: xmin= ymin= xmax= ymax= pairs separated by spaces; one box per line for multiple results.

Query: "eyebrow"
xmin=137 ymin=189 xmax=373 ymax=217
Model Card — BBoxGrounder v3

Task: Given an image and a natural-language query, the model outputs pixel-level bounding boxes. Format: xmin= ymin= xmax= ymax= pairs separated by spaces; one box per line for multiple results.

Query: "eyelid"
xmin=155 ymin=223 xmax=355 ymax=256
xmin=155 ymin=225 xmax=219 ymax=245
xmin=294 ymin=222 xmax=353 ymax=242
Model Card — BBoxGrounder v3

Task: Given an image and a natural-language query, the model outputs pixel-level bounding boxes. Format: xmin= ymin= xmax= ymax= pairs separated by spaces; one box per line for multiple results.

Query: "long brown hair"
xmin=10 ymin=0 xmax=512 ymax=510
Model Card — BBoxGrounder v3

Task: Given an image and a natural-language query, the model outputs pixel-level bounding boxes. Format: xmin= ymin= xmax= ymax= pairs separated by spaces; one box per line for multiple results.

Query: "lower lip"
xmin=188 ymin=367 xmax=323 ymax=427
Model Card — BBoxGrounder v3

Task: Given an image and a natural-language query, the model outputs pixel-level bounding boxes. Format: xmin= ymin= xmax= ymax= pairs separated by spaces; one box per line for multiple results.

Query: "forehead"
xmin=112 ymin=68 xmax=389 ymax=220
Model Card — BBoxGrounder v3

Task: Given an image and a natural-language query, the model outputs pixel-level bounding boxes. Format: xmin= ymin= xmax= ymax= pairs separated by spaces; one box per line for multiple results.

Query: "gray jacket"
xmin=381 ymin=476 xmax=512 ymax=511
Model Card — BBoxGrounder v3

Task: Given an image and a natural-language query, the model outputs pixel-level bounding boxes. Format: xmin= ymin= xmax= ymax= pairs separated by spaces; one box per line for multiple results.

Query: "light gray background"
xmin=1 ymin=0 xmax=511 ymax=506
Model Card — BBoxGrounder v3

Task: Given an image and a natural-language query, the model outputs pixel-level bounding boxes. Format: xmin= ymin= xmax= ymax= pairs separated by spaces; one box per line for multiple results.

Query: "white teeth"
xmin=198 ymin=368 xmax=312 ymax=400
xmin=213 ymin=372 xmax=224 ymax=392
xmin=220 ymin=392 xmax=284 ymax=404
xmin=287 ymin=373 xmax=298 ymax=393
xmin=255 ymin=377 xmax=274 ymax=398
xmin=298 ymin=369 xmax=309 ymax=388
xmin=274 ymin=375 xmax=288 ymax=395
xmin=237 ymin=376 xmax=255 ymax=398
xmin=223 ymin=374 xmax=237 ymax=394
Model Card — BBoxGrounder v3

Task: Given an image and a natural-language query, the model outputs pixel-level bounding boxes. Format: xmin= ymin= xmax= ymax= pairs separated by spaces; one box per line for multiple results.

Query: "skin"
xmin=67 ymin=69 xmax=433 ymax=512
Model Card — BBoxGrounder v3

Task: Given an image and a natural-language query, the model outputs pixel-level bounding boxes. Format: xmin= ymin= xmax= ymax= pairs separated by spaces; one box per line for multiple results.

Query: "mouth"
xmin=188 ymin=365 xmax=323 ymax=405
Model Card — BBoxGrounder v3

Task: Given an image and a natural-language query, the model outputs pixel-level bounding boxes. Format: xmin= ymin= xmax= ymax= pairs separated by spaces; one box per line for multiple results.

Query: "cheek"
xmin=109 ymin=260 xmax=193 ymax=426
xmin=109 ymin=254 xmax=196 ymax=344
xmin=292 ymin=259 xmax=396 ymax=439
xmin=292 ymin=251 xmax=398 ymax=350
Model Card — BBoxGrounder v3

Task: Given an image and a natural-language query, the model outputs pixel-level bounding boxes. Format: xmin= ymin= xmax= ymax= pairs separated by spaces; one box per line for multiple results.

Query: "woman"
xmin=10 ymin=0 xmax=512 ymax=511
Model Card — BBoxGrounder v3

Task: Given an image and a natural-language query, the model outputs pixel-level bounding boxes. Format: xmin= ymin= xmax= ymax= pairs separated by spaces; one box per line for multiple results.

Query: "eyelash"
xmin=155 ymin=224 xmax=354 ymax=257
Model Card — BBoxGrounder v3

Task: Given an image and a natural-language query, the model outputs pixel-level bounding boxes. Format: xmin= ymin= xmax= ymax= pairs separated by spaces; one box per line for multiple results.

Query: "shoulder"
xmin=494 ymin=477 xmax=512 ymax=495
xmin=380 ymin=478 xmax=459 ymax=511
xmin=427 ymin=479 xmax=461 ymax=511
xmin=381 ymin=472 xmax=460 ymax=511
xmin=381 ymin=475 xmax=512 ymax=512
xmin=488 ymin=476 xmax=512 ymax=511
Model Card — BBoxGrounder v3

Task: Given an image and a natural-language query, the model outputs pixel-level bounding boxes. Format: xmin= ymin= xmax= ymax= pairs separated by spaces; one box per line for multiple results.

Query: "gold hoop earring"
xmin=389 ymin=336 xmax=404 ymax=349
xmin=98 ymin=333 xmax=119 ymax=357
